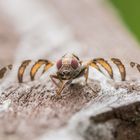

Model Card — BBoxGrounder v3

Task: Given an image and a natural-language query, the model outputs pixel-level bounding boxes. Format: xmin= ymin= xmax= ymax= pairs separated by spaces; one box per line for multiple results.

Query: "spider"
xmin=0 ymin=53 xmax=140 ymax=95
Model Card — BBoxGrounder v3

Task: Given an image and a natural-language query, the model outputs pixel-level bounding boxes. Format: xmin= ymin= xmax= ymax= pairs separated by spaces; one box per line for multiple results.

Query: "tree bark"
xmin=0 ymin=0 xmax=140 ymax=140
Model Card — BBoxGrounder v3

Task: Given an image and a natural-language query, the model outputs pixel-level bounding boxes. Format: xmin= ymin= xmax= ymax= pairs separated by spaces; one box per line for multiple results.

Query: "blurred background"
xmin=111 ymin=0 xmax=140 ymax=42
xmin=0 ymin=0 xmax=140 ymax=67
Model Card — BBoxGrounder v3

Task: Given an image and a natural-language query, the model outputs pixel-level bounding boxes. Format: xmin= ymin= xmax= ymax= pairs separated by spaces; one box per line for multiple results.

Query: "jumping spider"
xmin=0 ymin=53 xmax=140 ymax=95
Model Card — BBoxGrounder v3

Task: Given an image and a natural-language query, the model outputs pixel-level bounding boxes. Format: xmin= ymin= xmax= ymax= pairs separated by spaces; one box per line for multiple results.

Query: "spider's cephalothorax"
xmin=0 ymin=53 xmax=140 ymax=96
xmin=50 ymin=54 xmax=88 ymax=95
xmin=56 ymin=54 xmax=83 ymax=80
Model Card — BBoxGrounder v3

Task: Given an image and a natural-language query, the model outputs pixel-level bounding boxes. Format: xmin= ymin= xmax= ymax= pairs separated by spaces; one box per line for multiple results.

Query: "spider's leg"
xmin=0 ymin=64 xmax=13 ymax=79
xmin=88 ymin=58 xmax=126 ymax=81
xmin=18 ymin=60 xmax=31 ymax=83
xmin=87 ymin=60 xmax=102 ymax=72
xmin=86 ymin=58 xmax=115 ymax=80
xmin=86 ymin=59 xmax=103 ymax=79
xmin=130 ymin=61 xmax=140 ymax=73
xmin=111 ymin=58 xmax=126 ymax=81
xmin=50 ymin=74 xmax=62 ymax=88
xmin=80 ymin=63 xmax=97 ymax=92
xmin=93 ymin=58 xmax=114 ymax=79
xmin=56 ymin=81 xmax=65 ymax=96
xmin=50 ymin=74 xmax=66 ymax=96
xmin=42 ymin=61 xmax=54 ymax=74
xmin=84 ymin=65 xmax=89 ymax=83
xmin=30 ymin=59 xmax=53 ymax=81
xmin=57 ymin=80 xmax=72 ymax=96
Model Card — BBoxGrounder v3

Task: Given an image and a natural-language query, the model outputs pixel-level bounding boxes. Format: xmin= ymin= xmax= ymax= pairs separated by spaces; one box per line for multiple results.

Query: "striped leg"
xmin=93 ymin=58 xmax=114 ymax=79
xmin=0 ymin=64 xmax=12 ymax=79
xmin=0 ymin=59 xmax=53 ymax=83
xmin=18 ymin=59 xmax=53 ymax=83
xmin=130 ymin=61 xmax=140 ymax=72
xmin=111 ymin=58 xmax=126 ymax=81
xmin=87 ymin=58 xmax=126 ymax=81
xmin=86 ymin=58 xmax=112 ymax=79
xmin=18 ymin=60 xmax=31 ymax=83
xmin=30 ymin=59 xmax=54 ymax=81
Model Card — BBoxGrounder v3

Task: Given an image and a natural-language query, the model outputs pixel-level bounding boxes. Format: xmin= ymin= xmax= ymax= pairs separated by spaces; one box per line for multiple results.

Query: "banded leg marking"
xmin=93 ymin=58 xmax=113 ymax=79
xmin=130 ymin=61 xmax=140 ymax=72
xmin=0 ymin=67 xmax=7 ymax=79
xmin=30 ymin=59 xmax=53 ymax=81
xmin=42 ymin=61 xmax=53 ymax=74
xmin=0 ymin=64 xmax=13 ymax=79
xmin=18 ymin=60 xmax=31 ymax=83
xmin=88 ymin=61 xmax=101 ymax=72
xmin=111 ymin=58 xmax=126 ymax=81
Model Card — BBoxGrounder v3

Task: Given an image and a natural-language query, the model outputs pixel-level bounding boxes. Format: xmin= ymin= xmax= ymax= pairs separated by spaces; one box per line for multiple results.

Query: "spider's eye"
xmin=57 ymin=59 xmax=62 ymax=69
xmin=71 ymin=59 xmax=78 ymax=69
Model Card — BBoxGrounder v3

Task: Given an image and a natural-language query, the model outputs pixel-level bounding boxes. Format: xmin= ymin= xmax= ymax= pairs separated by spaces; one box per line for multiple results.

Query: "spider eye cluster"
xmin=71 ymin=59 xmax=78 ymax=69
xmin=56 ymin=59 xmax=79 ymax=70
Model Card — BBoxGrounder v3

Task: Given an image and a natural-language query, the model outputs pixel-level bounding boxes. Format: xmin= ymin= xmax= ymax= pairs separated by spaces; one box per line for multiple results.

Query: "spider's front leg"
xmin=50 ymin=74 xmax=68 ymax=96
xmin=56 ymin=80 xmax=67 ymax=96
xmin=84 ymin=65 xmax=89 ymax=83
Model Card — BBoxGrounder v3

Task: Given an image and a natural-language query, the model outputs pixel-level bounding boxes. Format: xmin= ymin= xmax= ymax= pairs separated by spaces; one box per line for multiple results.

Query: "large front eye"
xmin=71 ymin=59 xmax=78 ymax=69
xmin=57 ymin=59 xmax=62 ymax=69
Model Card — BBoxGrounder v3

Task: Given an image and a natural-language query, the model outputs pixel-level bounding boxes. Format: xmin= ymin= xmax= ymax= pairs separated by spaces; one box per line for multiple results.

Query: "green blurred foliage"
xmin=110 ymin=0 xmax=140 ymax=42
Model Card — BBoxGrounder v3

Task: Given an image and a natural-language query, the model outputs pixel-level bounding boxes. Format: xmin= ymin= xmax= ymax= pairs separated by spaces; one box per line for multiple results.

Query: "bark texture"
xmin=0 ymin=0 xmax=140 ymax=140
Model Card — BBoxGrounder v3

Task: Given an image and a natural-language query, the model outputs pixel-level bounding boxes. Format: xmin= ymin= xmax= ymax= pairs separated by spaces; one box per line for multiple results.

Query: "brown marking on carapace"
xmin=18 ymin=60 xmax=31 ymax=83
xmin=111 ymin=58 xmax=126 ymax=81
xmin=93 ymin=58 xmax=114 ymax=79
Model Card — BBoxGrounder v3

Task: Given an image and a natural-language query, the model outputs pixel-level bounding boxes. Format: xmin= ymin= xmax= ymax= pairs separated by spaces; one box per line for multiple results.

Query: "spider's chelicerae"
xmin=0 ymin=53 xmax=140 ymax=95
